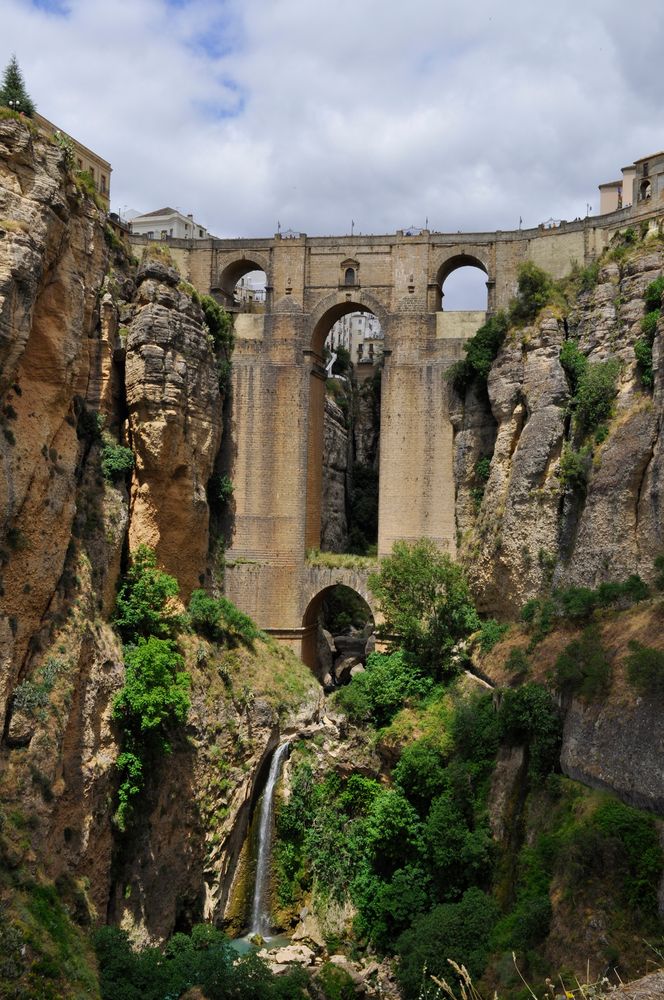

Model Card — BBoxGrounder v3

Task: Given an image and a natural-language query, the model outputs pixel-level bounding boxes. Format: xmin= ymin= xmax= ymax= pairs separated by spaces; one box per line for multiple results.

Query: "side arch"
xmin=213 ymin=250 xmax=272 ymax=307
xmin=430 ymin=249 xmax=493 ymax=312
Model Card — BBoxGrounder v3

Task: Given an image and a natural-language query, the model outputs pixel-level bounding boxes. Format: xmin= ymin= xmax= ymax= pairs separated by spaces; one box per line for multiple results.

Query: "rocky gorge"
xmin=1 ymin=114 xmax=664 ymax=1000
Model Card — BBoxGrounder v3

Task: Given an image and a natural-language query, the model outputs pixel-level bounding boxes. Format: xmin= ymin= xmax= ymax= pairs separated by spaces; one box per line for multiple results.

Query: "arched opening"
xmin=441 ymin=266 xmax=488 ymax=311
xmin=302 ymin=584 xmax=375 ymax=687
xmin=436 ymin=255 xmax=489 ymax=339
xmin=344 ymin=267 xmax=356 ymax=286
xmin=306 ymin=303 xmax=383 ymax=557
xmin=639 ymin=179 xmax=652 ymax=201
xmin=214 ymin=259 xmax=268 ymax=312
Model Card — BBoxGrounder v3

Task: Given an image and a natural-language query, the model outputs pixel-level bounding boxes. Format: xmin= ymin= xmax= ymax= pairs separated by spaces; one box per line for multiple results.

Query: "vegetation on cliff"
xmin=272 ymin=544 xmax=664 ymax=1000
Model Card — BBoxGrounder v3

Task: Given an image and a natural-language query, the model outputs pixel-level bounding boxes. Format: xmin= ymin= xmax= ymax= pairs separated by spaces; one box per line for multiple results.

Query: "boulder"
xmin=334 ymin=655 xmax=361 ymax=684
xmin=334 ymin=634 xmax=368 ymax=659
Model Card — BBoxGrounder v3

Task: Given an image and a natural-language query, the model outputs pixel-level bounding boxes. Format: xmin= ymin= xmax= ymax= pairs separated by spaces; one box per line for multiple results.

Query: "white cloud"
xmin=2 ymin=0 xmax=664 ymax=238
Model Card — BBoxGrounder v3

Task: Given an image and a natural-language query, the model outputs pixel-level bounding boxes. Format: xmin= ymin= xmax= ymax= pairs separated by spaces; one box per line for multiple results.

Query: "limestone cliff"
xmin=0 ymin=118 xmax=318 ymax=977
xmin=453 ymin=246 xmax=664 ymax=614
xmin=0 ymin=116 xmax=109 ymax=710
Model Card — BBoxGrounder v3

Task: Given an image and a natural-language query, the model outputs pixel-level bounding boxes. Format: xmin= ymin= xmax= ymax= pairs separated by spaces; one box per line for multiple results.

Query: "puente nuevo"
xmin=132 ymin=198 xmax=664 ymax=664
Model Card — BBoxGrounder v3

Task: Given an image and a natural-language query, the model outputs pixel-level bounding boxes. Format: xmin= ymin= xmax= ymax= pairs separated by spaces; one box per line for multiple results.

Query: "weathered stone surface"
xmin=0 ymin=118 xmax=109 ymax=702
xmin=125 ymin=271 xmax=222 ymax=597
xmin=561 ymin=693 xmax=664 ymax=814
xmin=487 ymin=745 xmax=527 ymax=842
xmin=457 ymin=248 xmax=664 ymax=611
xmin=320 ymin=394 xmax=349 ymax=552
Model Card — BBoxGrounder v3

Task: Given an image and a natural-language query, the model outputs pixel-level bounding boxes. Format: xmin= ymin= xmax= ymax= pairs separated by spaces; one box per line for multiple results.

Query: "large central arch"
xmin=304 ymin=295 xmax=387 ymax=552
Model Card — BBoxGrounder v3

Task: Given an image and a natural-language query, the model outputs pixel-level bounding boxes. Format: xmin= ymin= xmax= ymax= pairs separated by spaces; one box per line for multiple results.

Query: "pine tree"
xmin=0 ymin=55 xmax=36 ymax=117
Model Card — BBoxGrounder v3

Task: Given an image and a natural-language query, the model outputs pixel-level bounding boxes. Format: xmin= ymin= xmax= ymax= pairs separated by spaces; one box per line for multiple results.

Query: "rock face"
xmin=453 ymin=249 xmax=664 ymax=613
xmin=126 ymin=258 xmax=223 ymax=597
xmin=0 ymin=118 xmax=109 ymax=707
xmin=320 ymin=393 xmax=349 ymax=552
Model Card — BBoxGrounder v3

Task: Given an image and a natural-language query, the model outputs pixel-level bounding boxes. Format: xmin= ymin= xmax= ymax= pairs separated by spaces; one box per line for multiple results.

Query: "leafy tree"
xmin=0 ymin=55 xmax=36 ymax=117
xmin=396 ymin=888 xmax=499 ymax=999
xmin=499 ymin=684 xmax=561 ymax=780
xmin=368 ymin=539 xmax=480 ymax=677
xmin=114 ymin=545 xmax=180 ymax=642
xmin=113 ymin=638 xmax=190 ymax=740
xmin=424 ymin=792 xmax=492 ymax=900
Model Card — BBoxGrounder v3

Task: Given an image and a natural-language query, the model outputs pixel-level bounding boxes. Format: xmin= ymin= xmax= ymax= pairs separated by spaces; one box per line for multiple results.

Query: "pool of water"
xmin=229 ymin=933 xmax=292 ymax=956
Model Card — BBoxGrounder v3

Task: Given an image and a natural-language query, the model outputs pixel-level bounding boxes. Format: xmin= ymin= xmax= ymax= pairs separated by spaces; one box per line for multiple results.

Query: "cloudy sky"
xmin=3 ymin=0 xmax=664 ymax=244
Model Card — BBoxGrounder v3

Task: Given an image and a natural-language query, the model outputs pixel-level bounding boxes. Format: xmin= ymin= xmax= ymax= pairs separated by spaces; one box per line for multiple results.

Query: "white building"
xmin=327 ymin=312 xmax=384 ymax=367
xmin=130 ymin=207 xmax=211 ymax=240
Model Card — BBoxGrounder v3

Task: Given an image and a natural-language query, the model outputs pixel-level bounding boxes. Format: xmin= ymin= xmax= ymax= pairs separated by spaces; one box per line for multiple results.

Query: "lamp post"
xmin=8 ymin=99 xmax=21 ymax=113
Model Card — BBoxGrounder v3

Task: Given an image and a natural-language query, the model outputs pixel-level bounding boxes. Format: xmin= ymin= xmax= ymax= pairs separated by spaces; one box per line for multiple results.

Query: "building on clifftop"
xmin=130 ymin=207 xmax=211 ymax=240
xmin=34 ymin=113 xmax=112 ymax=210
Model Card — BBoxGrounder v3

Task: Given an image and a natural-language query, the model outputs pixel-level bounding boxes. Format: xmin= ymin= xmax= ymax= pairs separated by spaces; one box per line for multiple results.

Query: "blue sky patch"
xmin=30 ymin=0 xmax=70 ymax=15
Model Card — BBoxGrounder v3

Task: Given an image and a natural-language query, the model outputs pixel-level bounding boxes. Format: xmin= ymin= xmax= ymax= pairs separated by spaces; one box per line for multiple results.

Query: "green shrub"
xmin=625 ymin=641 xmax=664 ymax=697
xmin=101 ymin=440 xmax=134 ymax=482
xmin=574 ymin=358 xmax=620 ymax=434
xmin=446 ymin=312 xmax=508 ymax=391
xmin=188 ymin=589 xmax=259 ymax=645
xmin=559 ymin=338 xmax=588 ymax=393
xmin=12 ymin=657 xmax=64 ymax=719
xmin=553 ymin=624 xmax=611 ymax=700
xmin=635 ymin=336 xmax=655 ymax=388
xmin=334 ymin=650 xmax=432 ymax=727
xmin=316 ymin=962 xmax=356 ymax=1000
xmin=520 ymin=597 xmax=556 ymax=648
xmin=477 ymin=618 xmax=508 ymax=652
xmin=114 ymin=546 xmax=180 ymax=642
xmin=644 ymin=275 xmax=664 ymax=313
xmin=201 ymin=294 xmax=234 ymax=391
xmin=208 ymin=473 xmax=233 ymax=507
xmin=470 ymin=455 xmax=492 ymax=509
xmin=558 ymin=444 xmax=590 ymax=492
xmin=505 ymin=647 xmax=530 ymax=676
xmin=654 ymin=553 xmax=664 ymax=590
xmin=509 ymin=262 xmax=553 ymax=326
xmin=556 ymin=585 xmax=597 ymax=619
xmin=636 ymin=299 xmax=660 ymax=389
xmin=578 ymin=260 xmax=600 ymax=293
xmin=566 ymin=799 xmax=662 ymax=915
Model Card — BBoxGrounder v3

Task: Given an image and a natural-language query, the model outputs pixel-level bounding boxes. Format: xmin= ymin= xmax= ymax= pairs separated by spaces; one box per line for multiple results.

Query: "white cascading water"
xmin=249 ymin=740 xmax=290 ymax=937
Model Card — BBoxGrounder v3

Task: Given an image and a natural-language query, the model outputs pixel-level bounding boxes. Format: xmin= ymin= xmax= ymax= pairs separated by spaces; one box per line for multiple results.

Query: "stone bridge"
xmin=133 ymin=210 xmax=638 ymax=663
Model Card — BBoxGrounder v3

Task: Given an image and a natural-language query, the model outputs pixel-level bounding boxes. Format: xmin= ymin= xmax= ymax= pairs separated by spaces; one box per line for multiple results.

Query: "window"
xmin=101 ymin=174 xmax=107 ymax=193
xmin=199 ymin=228 xmax=204 ymax=237
xmin=146 ymin=231 xmax=154 ymax=239
xmin=344 ymin=267 xmax=356 ymax=285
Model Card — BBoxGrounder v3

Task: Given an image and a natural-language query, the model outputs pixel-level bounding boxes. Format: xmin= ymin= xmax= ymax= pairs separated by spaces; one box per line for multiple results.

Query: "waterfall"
xmin=249 ymin=740 xmax=290 ymax=937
